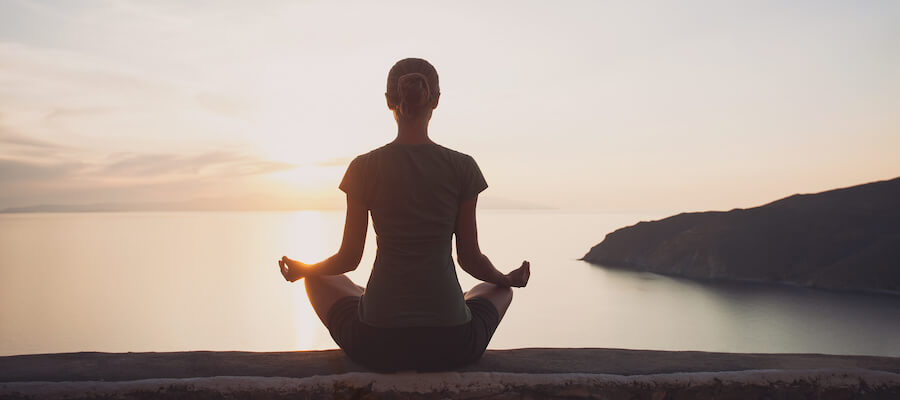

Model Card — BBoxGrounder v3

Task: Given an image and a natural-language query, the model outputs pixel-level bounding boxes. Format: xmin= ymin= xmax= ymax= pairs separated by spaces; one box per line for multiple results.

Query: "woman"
xmin=278 ymin=58 xmax=530 ymax=372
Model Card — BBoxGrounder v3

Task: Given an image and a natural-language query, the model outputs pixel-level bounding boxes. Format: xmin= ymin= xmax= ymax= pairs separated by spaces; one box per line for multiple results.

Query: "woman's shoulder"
xmin=354 ymin=143 xmax=479 ymax=169
xmin=348 ymin=144 xmax=391 ymax=164
xmin=430 ymin=143 xmax=478 ymax=164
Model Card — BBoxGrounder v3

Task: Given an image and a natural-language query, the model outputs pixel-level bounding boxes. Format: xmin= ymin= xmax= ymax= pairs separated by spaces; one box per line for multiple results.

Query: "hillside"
xmin=582 ymin=177 xmax=900 ymax=293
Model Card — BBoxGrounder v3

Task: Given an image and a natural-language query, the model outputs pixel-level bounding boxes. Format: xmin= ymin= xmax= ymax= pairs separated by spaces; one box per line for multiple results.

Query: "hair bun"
xmin=397 ymin=72 xmax=430 ymax=116
xmin=386 ymin=58 xmax=439 ymax=119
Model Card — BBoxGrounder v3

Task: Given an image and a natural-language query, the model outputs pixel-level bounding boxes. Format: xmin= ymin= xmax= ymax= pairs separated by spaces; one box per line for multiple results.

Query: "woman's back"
xmin=340 ymin=142 xmax=487 ymax=327
xmin=278 ymin=57 xmax=528 ymax=372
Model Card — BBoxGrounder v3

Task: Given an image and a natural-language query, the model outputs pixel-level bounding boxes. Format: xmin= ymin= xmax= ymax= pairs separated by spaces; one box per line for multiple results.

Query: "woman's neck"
xmin=393 ymin=117 xmax=433 ymax=144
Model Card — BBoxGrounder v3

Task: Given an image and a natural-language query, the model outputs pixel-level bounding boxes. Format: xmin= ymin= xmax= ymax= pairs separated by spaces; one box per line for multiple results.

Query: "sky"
xmin=1 ymin=0 xmax=898 ymax=212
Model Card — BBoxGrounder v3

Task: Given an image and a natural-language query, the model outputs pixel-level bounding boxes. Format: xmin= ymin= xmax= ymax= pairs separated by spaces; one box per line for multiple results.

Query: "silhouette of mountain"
xmin=582 ymin=177 xmax=900 ymax=293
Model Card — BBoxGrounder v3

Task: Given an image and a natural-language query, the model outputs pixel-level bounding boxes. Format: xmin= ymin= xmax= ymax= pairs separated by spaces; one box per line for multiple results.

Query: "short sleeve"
xmin=460 ymin=155 xmax=488 ymax=201
xmin=339 ymin=155 xmax=370 ymax=206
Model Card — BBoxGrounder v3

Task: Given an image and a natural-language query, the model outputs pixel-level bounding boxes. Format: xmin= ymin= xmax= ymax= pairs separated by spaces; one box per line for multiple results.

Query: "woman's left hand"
xmin=505 ymin=260 xmax=530 ymax=288
xmin=279 ymin=256 xmax=307 ymax=282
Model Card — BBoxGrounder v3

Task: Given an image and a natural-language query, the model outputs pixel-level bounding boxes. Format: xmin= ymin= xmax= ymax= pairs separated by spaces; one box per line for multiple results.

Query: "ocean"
xmin=1 ymin=210 xmax=898 ymax=357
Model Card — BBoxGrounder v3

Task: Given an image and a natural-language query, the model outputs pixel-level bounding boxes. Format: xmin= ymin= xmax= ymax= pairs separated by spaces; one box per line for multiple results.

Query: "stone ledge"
xmin=4 ymin=348 xmax=900 ymax=382
xmin=2 ymin=370 xmax=899 ymax=399
xmin=2 ymin=348 xmax=899 ymax=399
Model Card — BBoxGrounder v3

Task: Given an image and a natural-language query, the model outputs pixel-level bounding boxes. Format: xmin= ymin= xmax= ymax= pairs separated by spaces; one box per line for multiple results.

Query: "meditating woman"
xmin=278 ymin=58 xmax=530 ymax=372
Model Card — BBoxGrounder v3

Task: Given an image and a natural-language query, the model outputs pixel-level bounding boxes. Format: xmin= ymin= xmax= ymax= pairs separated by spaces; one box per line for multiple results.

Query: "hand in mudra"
xmin=506 ymin=260 xmax=530 ymax=288
xmin=279 ymin=256 xmax=306 ymax=282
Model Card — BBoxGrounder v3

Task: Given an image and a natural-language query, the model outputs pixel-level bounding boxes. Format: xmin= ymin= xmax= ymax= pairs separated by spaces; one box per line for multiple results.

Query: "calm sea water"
xmin=1 ymin=211 xmax=898 ymax=357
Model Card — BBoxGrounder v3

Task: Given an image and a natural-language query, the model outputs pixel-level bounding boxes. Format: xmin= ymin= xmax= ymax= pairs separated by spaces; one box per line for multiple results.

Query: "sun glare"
xmin=279 ymin=210 xmax=345 ymax=349
xmin=269 ymin=165 xmax=344 ymax=189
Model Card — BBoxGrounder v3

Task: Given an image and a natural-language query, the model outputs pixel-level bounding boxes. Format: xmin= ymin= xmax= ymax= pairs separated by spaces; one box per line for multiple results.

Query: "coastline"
xmin=582 ymin=261 xmax=900 ymax=297
xmin=3 ymin=348 xmax=899 ymax=399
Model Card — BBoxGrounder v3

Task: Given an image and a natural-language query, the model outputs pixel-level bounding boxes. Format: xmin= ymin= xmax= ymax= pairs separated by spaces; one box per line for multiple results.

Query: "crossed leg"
xmin=305 ymin=276 xmax=514 ymax=325
xmin=464 ymin=282 xmax=514 ymax=321
xmin=305 ymin=274 xmax=364 ymax=326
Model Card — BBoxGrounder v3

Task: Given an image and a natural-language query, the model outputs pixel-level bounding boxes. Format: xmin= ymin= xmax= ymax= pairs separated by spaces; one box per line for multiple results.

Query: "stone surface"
xmin=1 ymin=349 xmax=900 ymax=399
xmin=3 ymin=348 xmax=900 ymax=380
xmin=582 ymin=177 xmax=900 ymax=293
xmin=2 ymin=370 xmax=900 ymax=399
xmin=3 ymin=349 xmax=899 ymax=399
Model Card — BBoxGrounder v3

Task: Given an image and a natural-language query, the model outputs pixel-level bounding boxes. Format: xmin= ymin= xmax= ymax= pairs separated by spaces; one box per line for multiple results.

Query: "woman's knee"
xmin=466 ymin=282 xmax=511 ymax=301
xmin=305 ymin=275 xmax=363 ymax=299
xmin=466 ymin=282 xmax=513 ymax=320
xmin=494 ymin=285 xmax=513 ymax=307
xmin=303 ymin=274 xmax=325 ymax=290
xmin=304 ymin=274 xmax=363 ymax=325
xmin=303 ymin=275 xmax=326 ymax=297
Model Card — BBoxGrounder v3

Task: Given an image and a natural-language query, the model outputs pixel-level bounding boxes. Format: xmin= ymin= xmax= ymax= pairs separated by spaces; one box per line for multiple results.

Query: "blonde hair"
xmin=386 ymin=58 xmax=440 ymax=119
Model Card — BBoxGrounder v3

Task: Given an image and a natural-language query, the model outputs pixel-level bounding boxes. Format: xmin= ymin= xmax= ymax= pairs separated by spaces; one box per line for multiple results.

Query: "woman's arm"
xmin=455 ymin=196 xmax=530 ymax=287
xmin=279 ymin=194 xmax=368 ymax=282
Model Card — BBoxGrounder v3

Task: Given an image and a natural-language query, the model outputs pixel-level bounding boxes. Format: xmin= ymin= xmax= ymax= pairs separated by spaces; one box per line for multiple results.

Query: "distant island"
xmin=582 ymin=177 xmax=900 ymax=294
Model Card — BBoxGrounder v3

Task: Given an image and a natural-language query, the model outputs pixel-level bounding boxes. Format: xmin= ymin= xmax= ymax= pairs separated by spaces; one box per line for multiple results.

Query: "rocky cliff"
xmin=582 ymin=177 xmax=900 ymax=293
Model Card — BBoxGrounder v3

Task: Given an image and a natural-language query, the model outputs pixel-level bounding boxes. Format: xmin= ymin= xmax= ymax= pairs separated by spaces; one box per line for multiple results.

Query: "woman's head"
xmin=386 ymin=58 xmax=440 ymax=120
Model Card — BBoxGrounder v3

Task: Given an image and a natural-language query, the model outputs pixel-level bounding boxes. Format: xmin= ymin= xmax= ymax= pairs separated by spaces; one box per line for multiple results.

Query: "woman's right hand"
xmin=505 ymin=261 xmax=530 ymax=288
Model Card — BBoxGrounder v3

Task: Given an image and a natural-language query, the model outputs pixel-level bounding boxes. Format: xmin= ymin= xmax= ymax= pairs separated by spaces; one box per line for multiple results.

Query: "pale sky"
xmin=1 ymin=0 xmax=898 ymax=212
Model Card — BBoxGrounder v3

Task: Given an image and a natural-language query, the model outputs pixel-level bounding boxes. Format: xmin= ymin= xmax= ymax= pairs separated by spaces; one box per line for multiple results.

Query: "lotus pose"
xmin=278 ymin=58 xmax=530 ymax=372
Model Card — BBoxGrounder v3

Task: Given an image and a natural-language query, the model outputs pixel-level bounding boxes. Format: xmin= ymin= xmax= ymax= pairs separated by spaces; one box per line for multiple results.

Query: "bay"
xmin=1 ymin=210 xmax=898 ymax=357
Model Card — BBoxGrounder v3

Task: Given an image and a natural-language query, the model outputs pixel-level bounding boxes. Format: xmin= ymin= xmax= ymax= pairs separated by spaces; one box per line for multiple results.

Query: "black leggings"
xmin=325 ymin=296 xmax=501 ymax=372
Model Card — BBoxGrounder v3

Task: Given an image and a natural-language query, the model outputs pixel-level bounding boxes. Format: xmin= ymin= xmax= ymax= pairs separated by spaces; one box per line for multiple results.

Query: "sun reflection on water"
xmin=277 ymin=211 xmax=345 ymax=350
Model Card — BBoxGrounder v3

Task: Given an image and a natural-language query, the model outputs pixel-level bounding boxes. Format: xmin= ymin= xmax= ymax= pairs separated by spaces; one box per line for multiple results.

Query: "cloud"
xmin=0 ymin=147 xmax=301 ymax=209
xmin=0 ymin=42 xmax=160 ymax=98
xmin=0 ymin=41 xmax=298 ymax=209
xmin=0 ymin=41 xmax=253 ymax=153
xmin=100 ymin=151 xmax=295 ymax=178
xmin=0 ymin=129 xmax=68 ymax=150
xmin=0 ymin=150 xmax=293 ymax=184
xmin=0 ymin=123 xmax=76 ymax=161
xmin=0 ymin=158 xmax=84 ymax=183
xmin=44 ymin=107 xmax=116 ymax=122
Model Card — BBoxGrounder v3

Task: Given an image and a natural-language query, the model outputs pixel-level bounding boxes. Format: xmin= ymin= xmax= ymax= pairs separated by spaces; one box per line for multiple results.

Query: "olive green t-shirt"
xmin=339 ymin=142 xmax=488 ymax=327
